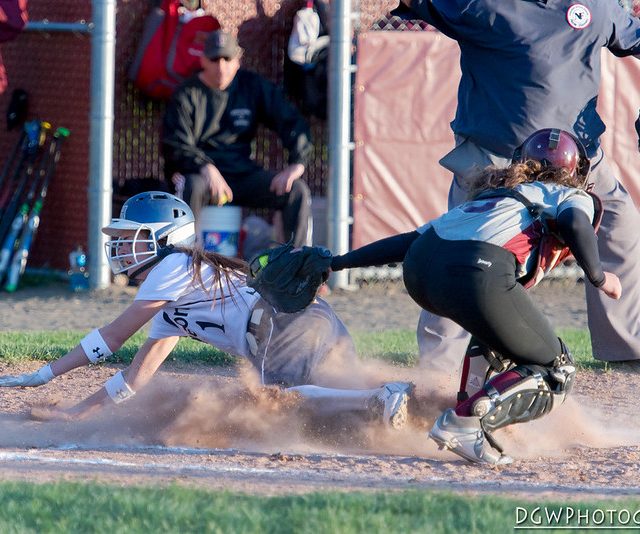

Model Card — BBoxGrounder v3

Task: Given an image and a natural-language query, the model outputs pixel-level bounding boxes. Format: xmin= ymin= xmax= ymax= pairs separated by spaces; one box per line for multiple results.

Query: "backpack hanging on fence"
xmin=128 ymin=0 xmax=220 ymax=100
xmin=284 ymin=0 xmax=329 ymax=120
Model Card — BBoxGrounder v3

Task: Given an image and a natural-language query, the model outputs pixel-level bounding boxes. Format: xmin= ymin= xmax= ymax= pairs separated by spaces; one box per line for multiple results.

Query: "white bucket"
xmin=199 ymin=205 xmax=242 ymax=257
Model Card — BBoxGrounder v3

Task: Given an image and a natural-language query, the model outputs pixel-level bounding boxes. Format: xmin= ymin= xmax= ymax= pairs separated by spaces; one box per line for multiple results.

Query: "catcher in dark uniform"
xmin=258 ymin=130 xmax=620 ymax=464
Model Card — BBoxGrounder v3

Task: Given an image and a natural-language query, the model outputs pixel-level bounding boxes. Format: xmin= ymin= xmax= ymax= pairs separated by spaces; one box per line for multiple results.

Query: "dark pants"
xmin=403 ymin=228 xmax=561 ymax=367
xmin=183 ymin=167 xmax=312 ymax=247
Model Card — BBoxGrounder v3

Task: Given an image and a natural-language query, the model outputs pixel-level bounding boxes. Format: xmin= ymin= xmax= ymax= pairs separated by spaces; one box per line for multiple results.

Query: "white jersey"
xmin=418 ymin=182 xmax=596 ymax=278
xmin=135 ymin=253 xmax=260 ymax=357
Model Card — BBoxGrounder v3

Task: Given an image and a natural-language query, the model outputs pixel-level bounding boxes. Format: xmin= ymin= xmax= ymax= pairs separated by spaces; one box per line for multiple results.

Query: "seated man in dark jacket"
xmin=162 ymin=30 xmax=313 ymax=247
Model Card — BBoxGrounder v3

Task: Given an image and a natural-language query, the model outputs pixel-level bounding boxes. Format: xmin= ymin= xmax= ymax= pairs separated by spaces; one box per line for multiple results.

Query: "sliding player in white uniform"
xmin=0 ymin=192 xmax=411 ymax=427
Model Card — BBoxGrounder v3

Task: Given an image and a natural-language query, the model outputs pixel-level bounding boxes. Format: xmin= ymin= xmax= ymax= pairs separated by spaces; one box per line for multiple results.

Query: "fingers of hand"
xmin=30 ymin=405 xmax=71 ymax=421
xmin=284 ymin=176 xmax=296 ymax=194
xmin=269 ymin=177 xmax=280 ymax=194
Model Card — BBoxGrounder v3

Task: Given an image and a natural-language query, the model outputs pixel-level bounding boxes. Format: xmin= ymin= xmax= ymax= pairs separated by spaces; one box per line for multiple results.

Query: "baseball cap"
xmin=204 ymin=30 xmax=241 ymax=60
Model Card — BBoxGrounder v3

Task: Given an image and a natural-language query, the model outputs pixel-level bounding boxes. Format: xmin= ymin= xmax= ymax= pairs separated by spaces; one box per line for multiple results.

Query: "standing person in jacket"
xmin=162 ymin=30 xmax=313 ymax=248
xmin=0 ymin=191 xmax=412 ymax=427
xmin=329 ymin=130 xmax=621 ymax=463
xmin=392 ymin=0 xmax=640 ymax=365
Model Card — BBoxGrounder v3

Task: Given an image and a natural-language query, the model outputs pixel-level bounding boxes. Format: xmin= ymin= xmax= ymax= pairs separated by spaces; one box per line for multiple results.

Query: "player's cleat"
xmin=369 ymin=382 xmax=413 ymax=429
xmin=429 ymin=408 xmax=513 ymax=465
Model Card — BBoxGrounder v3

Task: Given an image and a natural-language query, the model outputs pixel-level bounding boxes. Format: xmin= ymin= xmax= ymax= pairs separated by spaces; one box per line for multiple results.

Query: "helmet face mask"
xmin=513 ymin=128 xmax=591 ymax=188
xmin=102 ymin=191 xmax=196 ymax=275
xmin=104 ymin=225 xmax=158 ymax=274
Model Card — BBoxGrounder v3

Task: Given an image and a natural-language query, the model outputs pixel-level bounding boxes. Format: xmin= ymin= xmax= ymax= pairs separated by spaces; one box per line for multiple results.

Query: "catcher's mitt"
xmin=247 ymin=241 xmax=333 ymax=313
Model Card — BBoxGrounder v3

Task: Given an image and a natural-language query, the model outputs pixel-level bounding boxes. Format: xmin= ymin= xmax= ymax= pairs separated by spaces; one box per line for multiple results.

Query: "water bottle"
xmin=68 ymin=245 xmax=89 ymax=292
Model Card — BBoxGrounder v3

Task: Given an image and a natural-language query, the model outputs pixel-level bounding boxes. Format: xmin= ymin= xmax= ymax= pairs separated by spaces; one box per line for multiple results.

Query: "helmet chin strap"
xmin=127 ymin=245 xmax=177 ymax=280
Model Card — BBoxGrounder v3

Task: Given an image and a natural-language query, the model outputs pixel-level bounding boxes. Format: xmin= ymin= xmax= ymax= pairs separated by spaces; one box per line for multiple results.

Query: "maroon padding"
xmin=353 ymin=30 xmax=640 ymax=249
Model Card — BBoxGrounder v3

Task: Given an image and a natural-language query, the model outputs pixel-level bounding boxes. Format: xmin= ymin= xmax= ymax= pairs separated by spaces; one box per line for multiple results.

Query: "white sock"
xmin=286 ymin=384 xmax=381 ymax=414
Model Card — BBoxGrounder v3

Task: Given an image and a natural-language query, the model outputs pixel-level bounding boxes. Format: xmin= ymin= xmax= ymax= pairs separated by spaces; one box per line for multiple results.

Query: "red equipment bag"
xmin=128 ymin=0 xmax=220 ymax=100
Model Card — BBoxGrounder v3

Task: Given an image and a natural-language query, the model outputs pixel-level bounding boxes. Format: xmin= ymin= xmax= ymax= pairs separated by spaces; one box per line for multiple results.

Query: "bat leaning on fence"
xmin=0 ymin=128 xmax=26 ymax=194
xmin=0 ymin=120 xmax=41 ymax=222
xmin=0 ymin=123 xmax=56 ymax=281
xmin=5 ymin=127 xmax=70 ymax=292
xmin=0 ymin=121 xmax=48 ymax=247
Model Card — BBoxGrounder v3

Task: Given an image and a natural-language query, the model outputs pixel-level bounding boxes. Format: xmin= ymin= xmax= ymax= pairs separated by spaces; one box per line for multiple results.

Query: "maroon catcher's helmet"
xmin=512 ymin=128 xmax=591 ymax=186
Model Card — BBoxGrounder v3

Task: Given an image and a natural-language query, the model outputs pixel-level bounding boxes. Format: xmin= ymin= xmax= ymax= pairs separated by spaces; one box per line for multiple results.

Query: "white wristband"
xmin=36 ymin=364 xmax=55 ymax=384
xmin=80 ymin=328 xmax=113 ymax=364
xmin=104 ymin=371 xmax=136 ymax=404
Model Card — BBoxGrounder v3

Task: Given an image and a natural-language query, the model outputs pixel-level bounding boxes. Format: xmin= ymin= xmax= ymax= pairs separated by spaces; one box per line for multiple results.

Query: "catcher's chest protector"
xmin=475 ymin=188 xmax=603 ymax=289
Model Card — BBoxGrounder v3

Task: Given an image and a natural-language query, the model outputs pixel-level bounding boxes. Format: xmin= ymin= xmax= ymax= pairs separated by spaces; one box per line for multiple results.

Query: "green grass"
xmin=0 ymin=330 xmax=621 ymax=531
xmin=352 ymin=329 xmax=420 ymax=366
xmin=0 ymin=331 xmax=235 ymax=366
xmin=0 ymin=328 xmax=600 ymax=369
xmin=353 ymin=327 xmax=601 ymax=369
xmin=0 ymin=481 xmax=638 ymax=533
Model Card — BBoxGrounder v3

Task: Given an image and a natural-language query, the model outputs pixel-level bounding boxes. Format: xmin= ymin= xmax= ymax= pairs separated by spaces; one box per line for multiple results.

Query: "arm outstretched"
xmin=0 ymin=299 xmax=167 ymax=388
xmin=43 ymin=335 xmax=180 ymax=420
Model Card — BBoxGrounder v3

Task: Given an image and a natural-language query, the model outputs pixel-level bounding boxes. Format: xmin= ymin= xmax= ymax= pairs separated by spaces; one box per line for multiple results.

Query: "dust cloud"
xmin=0 ymin=352 xmax=637 ymax=462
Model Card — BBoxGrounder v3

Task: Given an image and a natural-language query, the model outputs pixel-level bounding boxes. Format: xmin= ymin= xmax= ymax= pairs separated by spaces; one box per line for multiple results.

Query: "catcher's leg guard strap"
xmin=457 ymin=338 xmax=511 ymax=404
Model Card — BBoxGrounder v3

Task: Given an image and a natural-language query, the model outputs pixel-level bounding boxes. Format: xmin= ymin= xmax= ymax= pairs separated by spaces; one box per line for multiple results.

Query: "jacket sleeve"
xmin=256 ymin=75 xmax=313 ymax=166
xmin=161 ymin=86 xmax=213 ymax=176
xmin=557 ymin=207 xmax=605 ymax=288
xmin=406 ymin=0 xmax=459 ymax=39
xmin=331 ymin=231 xmax=420 ymax=271
xmin=607 ymin=1 xmax=640 ymax=56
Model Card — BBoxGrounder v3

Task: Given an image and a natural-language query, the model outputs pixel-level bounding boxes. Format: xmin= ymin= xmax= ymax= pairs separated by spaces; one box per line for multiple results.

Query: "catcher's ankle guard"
xmin=475 ymin=338 xmax=576 ymax=433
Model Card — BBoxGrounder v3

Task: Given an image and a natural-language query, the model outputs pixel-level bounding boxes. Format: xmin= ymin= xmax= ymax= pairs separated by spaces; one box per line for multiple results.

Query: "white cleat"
xmin=370 ymin=382 xmax=413 ymax=429
xmin=429 ymin=408 xmax=513 ymax=466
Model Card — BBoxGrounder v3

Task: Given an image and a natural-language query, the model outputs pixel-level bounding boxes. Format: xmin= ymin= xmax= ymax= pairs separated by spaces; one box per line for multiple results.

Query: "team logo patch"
xmin=566 ymin=4 xmax=591 ymax=29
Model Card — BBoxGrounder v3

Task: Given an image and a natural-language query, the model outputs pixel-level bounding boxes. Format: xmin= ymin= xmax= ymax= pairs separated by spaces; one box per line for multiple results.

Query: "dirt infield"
xmin=1 ymin=279 xmax=640 ymax=498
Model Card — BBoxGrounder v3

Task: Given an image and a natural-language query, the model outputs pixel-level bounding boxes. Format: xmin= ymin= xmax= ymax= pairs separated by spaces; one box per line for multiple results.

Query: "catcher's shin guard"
xmin=474 ymin=338 xmax=576 ymax=433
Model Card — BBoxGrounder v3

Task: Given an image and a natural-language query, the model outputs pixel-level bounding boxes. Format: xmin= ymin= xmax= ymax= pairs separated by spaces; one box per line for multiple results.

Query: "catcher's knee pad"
xmin=474 ymin=339 xmax=576 ymax=433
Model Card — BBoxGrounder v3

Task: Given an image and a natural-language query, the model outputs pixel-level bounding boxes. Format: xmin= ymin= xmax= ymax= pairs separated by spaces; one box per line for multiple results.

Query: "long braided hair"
xmin=467 ymin=160 xmax=586 ymax=200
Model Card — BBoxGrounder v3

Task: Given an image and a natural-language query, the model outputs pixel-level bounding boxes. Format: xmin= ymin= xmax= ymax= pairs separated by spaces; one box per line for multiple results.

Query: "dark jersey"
xmin=406 ymin=0 xmax=640 ymax=157
xmin=162 ymin=69 xmax=312 ymax=178
xmin=331 ymin=183 xmax=604 ymax=287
